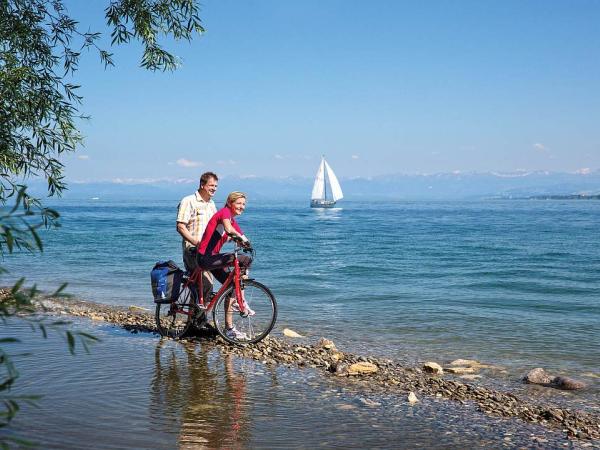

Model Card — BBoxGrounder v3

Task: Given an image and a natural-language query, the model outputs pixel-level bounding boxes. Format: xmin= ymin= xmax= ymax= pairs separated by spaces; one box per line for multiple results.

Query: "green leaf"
xmin=66 ymin=331 xmax=75 ymax=355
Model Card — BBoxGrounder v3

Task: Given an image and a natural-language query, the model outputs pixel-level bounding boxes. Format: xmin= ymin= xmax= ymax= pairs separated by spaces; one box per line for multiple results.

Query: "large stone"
xmin=523 ymin=368 xmax=586 ymax=390
xmin=449 ymin=359 xmax=481 ymax=367
xmin=551 ymin=376 xmax=586 ymax=391
xmin=348 ymin=362 xmax=378 ymax=375
xmin=523 ymin=368 xmax=553 ymax=384
xmin=423 ymin=362 xmax=444 ymax=375
xmin=283 ymin=328 xmax=304 ymax=338
xmin=449 ymin=359 xmax=495 ymax=369
xmin=407 ymin=392 xmax=419 ymax=404
xmin=446 ymin=366 xmax=476 ymax=374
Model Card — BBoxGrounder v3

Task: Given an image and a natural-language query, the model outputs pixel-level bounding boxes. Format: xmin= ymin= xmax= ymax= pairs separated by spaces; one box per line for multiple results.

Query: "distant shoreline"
xmin=527 ymin=194 xmax=600 ymax=200
xmin=496 ymin=194 xmax=600 ymax=200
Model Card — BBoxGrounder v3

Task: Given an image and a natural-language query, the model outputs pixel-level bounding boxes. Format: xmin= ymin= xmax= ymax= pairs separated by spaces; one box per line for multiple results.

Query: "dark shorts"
xmin=197 ymin=253 xmax=251 ymax=284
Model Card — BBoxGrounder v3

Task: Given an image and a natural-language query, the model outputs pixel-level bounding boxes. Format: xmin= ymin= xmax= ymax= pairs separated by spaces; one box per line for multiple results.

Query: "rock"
xmin=335 ymin=363 xmax=349 ymax=377
xmin=449 ymin=359 xmax=495 ymax=369
xmin=523 ymin=368 xmax=586 ymax=390
xmin=358 ymin=397 xmax=381 ymax=408
xmin=523 ymin=368 xmax=553 ymax=384
xmin=408 ymin=392 xmax=419 ymax=404
xmin=330 ymin=351 xmax=344 ymax=362
xmin=348 ymin=362 xmax=378 ymax=375
xmin=337 ymin=404 xmax=356 ymax=411
xmin=423 ymin=362 xmax=444 ymax=375
xmin=316 ymin=337 xmax=336 ymax=350
xmin=551 ymin=376 xmax=586 ymax=390
xmin=582 ymin=372 xmax=600 ymax=379
xmin=283 ymin=328 xmax=303 ymax=338
xmin=446 ymin=367 xmax=476 ymax=374
xmin=128 ymin=305 xmax=149 ymax=312
xmin=450 ymin=359 xmax=481 ymax=366
xmin=460 ymin=374 xmax=482 ymax=381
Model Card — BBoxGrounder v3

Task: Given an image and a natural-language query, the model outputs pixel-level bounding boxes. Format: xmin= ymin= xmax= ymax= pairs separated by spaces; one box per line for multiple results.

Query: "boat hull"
xmin=311 ymin=199 xmax=337 ymax=208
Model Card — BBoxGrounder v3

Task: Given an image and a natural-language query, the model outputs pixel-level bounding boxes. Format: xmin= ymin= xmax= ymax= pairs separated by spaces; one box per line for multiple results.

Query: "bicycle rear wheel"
xmin=212 ymin=280 xmax=277 ymax=345
xmin=155 ymin=284 xmax=196 ymax=339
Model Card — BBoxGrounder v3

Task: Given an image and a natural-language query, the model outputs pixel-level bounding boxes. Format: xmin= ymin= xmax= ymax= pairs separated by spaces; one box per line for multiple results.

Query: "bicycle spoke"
xmin=212 ymin=280 xmax=277 ymax=344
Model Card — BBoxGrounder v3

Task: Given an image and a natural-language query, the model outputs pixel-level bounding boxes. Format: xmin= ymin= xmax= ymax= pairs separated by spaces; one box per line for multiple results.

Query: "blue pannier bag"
xmin=151 ymin=260 xmax=184 ymax=304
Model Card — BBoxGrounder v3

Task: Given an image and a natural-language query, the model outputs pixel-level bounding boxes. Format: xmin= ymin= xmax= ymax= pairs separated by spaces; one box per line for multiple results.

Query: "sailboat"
xmin=310 ymin=156 xmax=343 ymax=208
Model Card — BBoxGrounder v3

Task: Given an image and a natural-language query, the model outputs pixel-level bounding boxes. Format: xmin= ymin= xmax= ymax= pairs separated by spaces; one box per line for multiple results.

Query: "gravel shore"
xmin=32 ymin=296 xmax=600 ymax=444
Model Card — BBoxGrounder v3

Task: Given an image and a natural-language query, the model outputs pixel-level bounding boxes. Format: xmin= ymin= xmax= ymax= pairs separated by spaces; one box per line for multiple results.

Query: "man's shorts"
xmin=183 ymin=246 xmax=214 ymax=298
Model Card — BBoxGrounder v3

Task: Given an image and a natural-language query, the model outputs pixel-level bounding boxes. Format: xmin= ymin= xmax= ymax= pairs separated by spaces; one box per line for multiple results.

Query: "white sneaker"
xmin=225 ymin=326 xmax=248 ymax=340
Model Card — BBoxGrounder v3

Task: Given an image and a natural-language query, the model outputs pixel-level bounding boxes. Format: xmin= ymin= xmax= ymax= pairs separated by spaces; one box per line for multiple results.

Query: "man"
xmin=176 ymin=171 xmax=219 ymax=297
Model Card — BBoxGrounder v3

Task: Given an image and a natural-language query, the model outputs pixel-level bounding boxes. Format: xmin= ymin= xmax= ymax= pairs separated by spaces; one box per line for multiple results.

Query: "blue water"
xmin=4 ymin=199 xmax=600 ymax=380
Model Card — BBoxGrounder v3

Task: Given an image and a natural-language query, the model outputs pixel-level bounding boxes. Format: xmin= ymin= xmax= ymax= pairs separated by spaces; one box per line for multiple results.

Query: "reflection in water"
xmin=150 ymin=340 xmax=252 ymax=449
xmin=312 ymin=207 xmax=343 ymax=221
xmin=7 ymin=323 xmax=573 ymax=449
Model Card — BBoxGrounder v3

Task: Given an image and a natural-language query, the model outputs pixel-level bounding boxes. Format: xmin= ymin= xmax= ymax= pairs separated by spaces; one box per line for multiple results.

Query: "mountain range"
xmin=22 ymin=170 xmax=600 ymax=201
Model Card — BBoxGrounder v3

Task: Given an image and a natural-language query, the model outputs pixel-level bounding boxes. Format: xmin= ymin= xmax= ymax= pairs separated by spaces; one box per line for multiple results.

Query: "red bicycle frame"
xmin=174 ymin=248 xmax=246 ymax=318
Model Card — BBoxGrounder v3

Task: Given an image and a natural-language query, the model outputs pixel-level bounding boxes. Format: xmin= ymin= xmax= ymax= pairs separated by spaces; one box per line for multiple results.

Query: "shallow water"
xmin=3 ymin=319 xmax=574 ymax=449
xmin=4 ymin=199 xmax=600 ymax=395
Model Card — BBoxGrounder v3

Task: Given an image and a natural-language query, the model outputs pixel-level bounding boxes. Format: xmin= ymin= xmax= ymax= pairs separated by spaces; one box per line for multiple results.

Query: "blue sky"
xmin=62 ymin=0 xmax=600 ymax=183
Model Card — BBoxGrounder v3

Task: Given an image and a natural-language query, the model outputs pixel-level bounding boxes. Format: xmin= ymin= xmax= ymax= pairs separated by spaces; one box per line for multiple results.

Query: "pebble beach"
xmin=15 ymin=294 xmax=596 ymax=447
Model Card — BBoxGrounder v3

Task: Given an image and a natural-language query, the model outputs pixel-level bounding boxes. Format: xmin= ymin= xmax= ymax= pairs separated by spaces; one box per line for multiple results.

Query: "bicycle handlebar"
xmin=226 ymin=231 xmax=252 ymax=249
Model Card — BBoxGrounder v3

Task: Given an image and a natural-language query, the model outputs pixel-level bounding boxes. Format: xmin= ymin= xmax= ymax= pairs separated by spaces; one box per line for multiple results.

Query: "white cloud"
xmin=274 ymin=154 xmax=284 ymax=160
xmin=575 ymin=168 xmax=591 ymax=175
xmin=217 ymin=159 xmax=237 ymax=166
xmin=176 ymin=158 xmax=202 ymax=168
xmin=533 ymin=143 xmax=546 ymax=152
xmin=112 ymin=177 xmax=175 ymax=184
xmin=71 ymin=177 xmax=196 ymax=184
xmin=351 ymin=155 xmax=359 ymax=160
xmin=77 ymin=155 xmax=90 ymax=160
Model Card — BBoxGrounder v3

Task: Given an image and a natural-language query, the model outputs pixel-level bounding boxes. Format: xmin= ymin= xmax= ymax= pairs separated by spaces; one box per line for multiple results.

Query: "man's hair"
xmin=226 ymin=191 xmax=246 ymax=206
xmin=199 ymin=172 xmax=218 ymax=187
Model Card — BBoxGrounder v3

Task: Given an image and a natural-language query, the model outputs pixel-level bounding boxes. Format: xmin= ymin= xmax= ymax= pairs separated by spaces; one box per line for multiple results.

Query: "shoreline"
xmin=21 ymin=296 xmax=600 ymax=443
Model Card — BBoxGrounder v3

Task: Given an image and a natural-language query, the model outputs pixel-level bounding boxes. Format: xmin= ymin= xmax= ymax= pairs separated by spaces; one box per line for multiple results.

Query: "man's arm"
xmin=176 ymin=222 xmax=198 ymax=247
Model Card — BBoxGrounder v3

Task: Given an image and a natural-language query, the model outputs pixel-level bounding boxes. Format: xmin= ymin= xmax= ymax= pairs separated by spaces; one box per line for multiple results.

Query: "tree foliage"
xmin=1 ymin=0 xmax=204 ymax=200
xmin=1 ymin=0 xmax=204 ymax=444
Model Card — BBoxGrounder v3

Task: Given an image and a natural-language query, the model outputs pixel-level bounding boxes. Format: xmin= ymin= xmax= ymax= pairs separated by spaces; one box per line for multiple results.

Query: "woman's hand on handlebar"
xmin=227 ymin=231 xmax=252 ymax=248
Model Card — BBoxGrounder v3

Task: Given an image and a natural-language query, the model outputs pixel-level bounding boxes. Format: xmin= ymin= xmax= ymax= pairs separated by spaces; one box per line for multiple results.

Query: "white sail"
xmin=324 ymin=160 xmax=343 ymax=201
xmin=311 ymin=159 xmax=326 ymax=200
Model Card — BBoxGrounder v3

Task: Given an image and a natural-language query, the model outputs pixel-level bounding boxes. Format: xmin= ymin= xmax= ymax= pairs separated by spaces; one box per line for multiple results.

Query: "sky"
xmin=61 ymin=0 xmax=600 ymax=183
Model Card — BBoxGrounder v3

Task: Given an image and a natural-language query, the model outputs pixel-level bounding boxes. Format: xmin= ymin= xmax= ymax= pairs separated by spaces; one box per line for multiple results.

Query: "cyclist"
xmin=176 ymin=171 xmax=219 ymax=299
xmin=197 ymin=191 xmax=254 ymax=340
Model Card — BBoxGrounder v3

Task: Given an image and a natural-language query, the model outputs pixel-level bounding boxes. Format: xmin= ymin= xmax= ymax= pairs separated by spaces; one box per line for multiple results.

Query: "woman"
xmin=197 ymin=191 xmax=253 ymax=340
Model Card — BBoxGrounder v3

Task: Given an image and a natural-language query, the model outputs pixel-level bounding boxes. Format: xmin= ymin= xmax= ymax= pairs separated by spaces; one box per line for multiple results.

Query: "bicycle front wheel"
xmin=213 ymin=280 xmax=277 ymax=344
xmin=155 ymin=284 xmax=196 ymax=339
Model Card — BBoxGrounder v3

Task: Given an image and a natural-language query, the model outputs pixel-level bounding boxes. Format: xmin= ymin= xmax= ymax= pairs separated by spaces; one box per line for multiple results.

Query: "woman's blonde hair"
xmin=226 ymin=191 xmax=247 ymax=206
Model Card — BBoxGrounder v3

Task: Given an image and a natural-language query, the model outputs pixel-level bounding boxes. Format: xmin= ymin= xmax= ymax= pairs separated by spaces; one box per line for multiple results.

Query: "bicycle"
xmin=155 ymin=234 xmax=277 ymax=345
